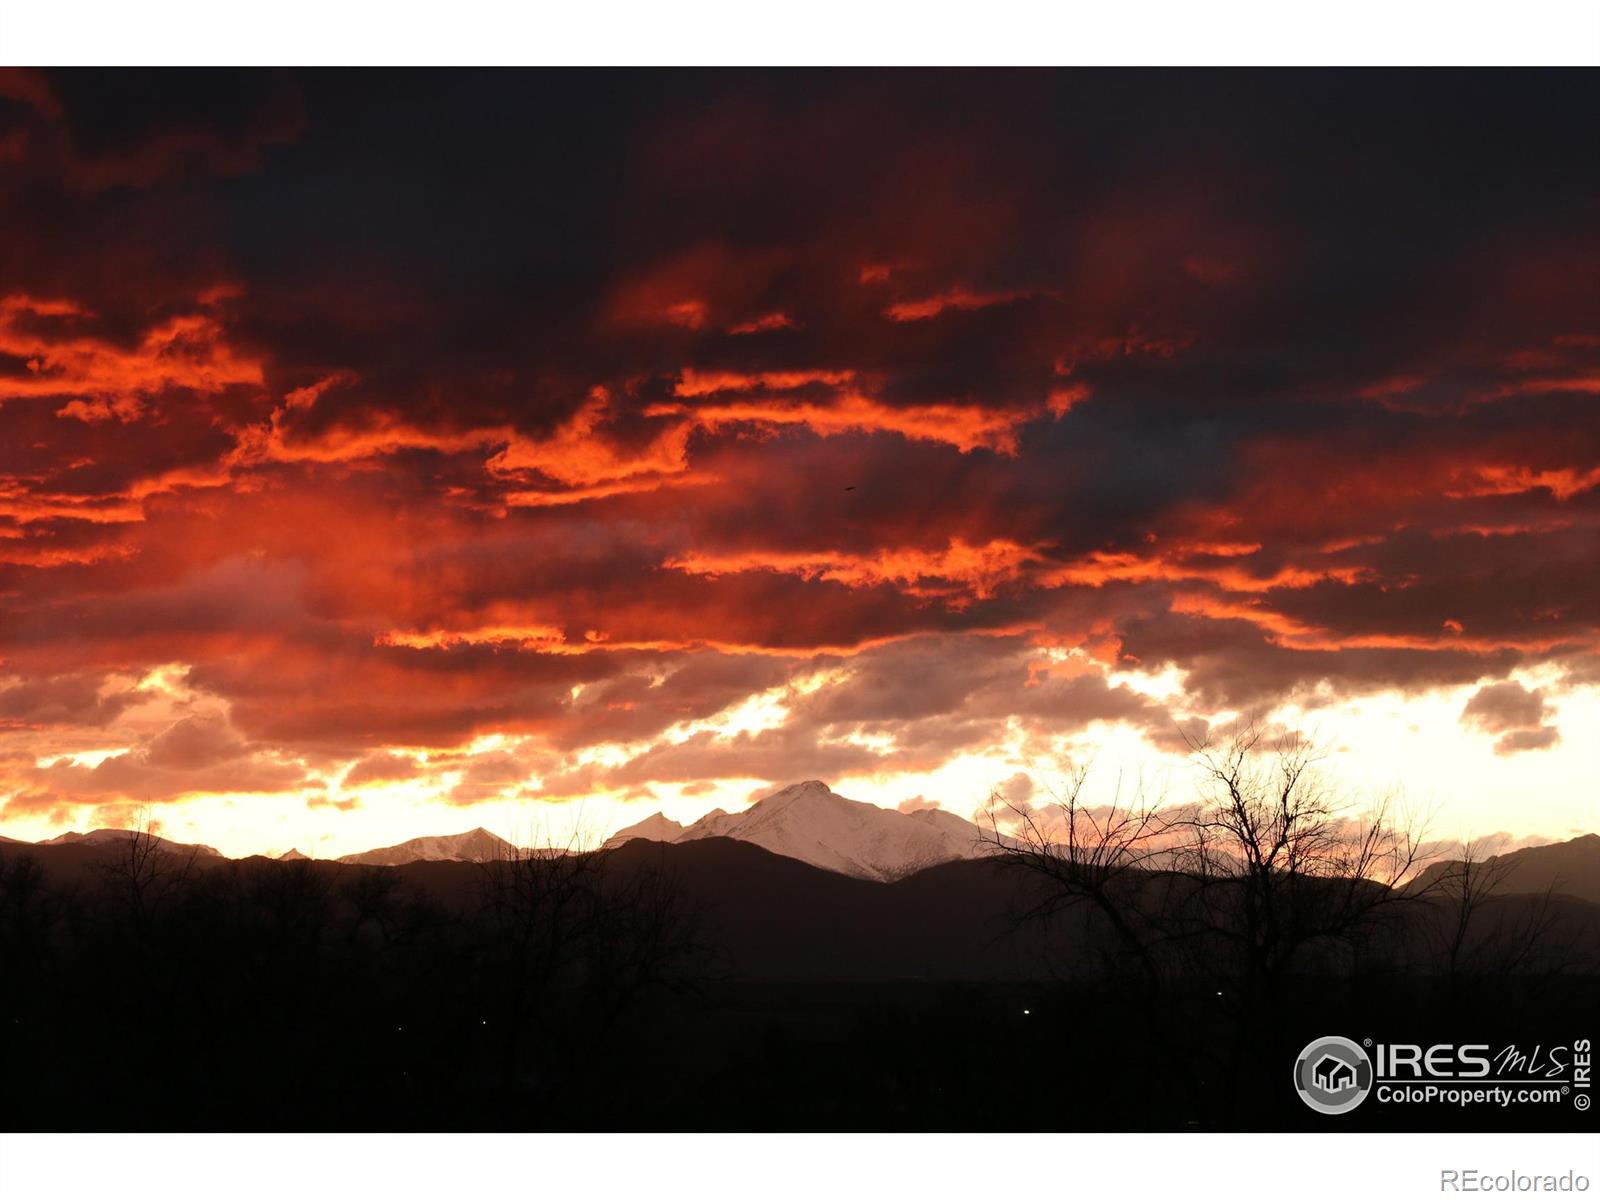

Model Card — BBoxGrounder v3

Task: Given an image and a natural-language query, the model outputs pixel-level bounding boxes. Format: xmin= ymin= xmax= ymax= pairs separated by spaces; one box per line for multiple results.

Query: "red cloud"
xmin=727 ymin=312 xmax=797 ymax=334
xmin=1 ymin=72 xmax=1595 ymax=843
xmin=885 ymin=285 xmax=1048 ymax=322
xmin=0 ymin=294 xmax=263 ymax=405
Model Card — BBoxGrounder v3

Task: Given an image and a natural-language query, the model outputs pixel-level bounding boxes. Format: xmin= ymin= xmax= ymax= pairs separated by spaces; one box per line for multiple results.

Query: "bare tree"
xmin=984 ymin=761 xmax=1172 ymax=989
xmin=95 ymin=808 xmax=201 ymax=942
xmin=1167 ymin=722 xmax=1431 ymax=996
xmin=983 ymin=724 xmax=1433 ymax=985
xmin=1419 ymin=838 xmax=1572 ymax=981
xmin=981 ymin=718 xmax=1438 ymax=1117
xmin=471 ymin=831 xmax=699 ymax=1114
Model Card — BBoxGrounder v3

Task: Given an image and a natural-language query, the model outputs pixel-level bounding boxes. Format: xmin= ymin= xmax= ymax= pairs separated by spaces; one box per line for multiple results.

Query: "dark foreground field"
xmin=1 ymin=837 xmax=1595 ymax=1131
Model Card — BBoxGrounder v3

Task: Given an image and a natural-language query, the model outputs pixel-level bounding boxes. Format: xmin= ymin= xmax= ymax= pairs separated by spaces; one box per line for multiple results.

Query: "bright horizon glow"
xmin=4 ymin=674 xmax=1595 ymax=859
xmin=2 ymin=73 xmax=1595 ymax=865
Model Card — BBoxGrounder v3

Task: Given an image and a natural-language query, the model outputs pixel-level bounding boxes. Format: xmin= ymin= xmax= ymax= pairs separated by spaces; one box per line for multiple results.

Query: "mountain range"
xmin=3 ymin=805 xmax=1597 ymax=988
xmin=1407 ymin=833 xmax=1600 ymax=905
xmin=601 ymin=779 xmax=993 ymax=880
xmin=334 ymin=826 xmax=517 ymax=867
xmin=38 ymin=828 xmax=224 ymax=858
xmin=2 ymin=785 xmax=1595 ymax=904
xmin=300 ymin=781 xmax=991 ymax=879
xmin=281 ymin=780 xmax=992 ymax=879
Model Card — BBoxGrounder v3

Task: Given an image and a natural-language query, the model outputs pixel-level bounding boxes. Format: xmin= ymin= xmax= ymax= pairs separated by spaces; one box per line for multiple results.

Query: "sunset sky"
xmin=1 ymin=69 xmax=1596 ymax=858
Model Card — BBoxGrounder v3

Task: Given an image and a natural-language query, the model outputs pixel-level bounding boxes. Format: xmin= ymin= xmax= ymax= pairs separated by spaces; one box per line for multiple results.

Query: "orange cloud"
xmin=0 ymin=294 xmax=263 ymax=406
xmin=1042 ymin=548 xmax=1372 ymax=594
xmin=1480 ymin=374 xmax=1600 ymax=400
xmin=501 ymin=472 xmax=721 ymax=509
xmin=885 ymin=285 xmax=1047 ymax=322
xmin=4 ymin=72 xmax=1597 ymax=851
xmin=728 ymin=312 xmax=797 ymax=334
xmin=1446 ymin=464 xmax=1600 ymax=501
xmin=675 ymin=368 xmax=855 ymax=397
xmin=650 ymin=392 xmax=1049 ymax=454
xmin=666 ymin=538 xmax=1044 ymax=605
xmin=1359 ymin=374 xmax=1428 ymax=401
xmin=607 ymin=244 xmax=791 ymax=332
xmin=1167 ymin=592 xmax=1590 ymax=655
xmin=488 ymin=390 xmax=695 ymax=487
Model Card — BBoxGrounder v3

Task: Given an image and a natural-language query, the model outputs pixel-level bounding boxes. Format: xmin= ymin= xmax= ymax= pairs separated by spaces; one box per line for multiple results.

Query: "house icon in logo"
xmin=1295 ymin=1036 xmax=1373 ymax=1114
xmin=1313 ymin=1054 xmax=1356 ymax=1093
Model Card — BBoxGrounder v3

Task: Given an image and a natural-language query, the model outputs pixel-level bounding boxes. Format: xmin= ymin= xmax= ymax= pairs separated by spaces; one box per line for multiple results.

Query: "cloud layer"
xmin=0 ymin=71 xmax=1595 ymax=840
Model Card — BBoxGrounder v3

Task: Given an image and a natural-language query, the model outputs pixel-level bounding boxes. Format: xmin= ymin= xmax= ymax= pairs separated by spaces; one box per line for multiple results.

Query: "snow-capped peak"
xmin=608 ymin=781 xmax=992 ymax=881
xmin=337 ymin=827 xmax=514 ymax=867
xmin=601 ymin=812 xmax=687 ymax=848
xmin=41 ymin=828 xmax=223 ymax=857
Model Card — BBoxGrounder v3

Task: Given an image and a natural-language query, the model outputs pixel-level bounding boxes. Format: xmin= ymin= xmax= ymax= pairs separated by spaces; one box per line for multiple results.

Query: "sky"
xmin=0 ymin=69 xmax=1596 ymax=859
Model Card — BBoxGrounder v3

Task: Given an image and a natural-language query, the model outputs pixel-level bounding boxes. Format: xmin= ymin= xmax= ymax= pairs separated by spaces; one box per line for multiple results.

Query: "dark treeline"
xmin=1 ymin=817 xmax=1596 ymax=1131
xmin=0 ymin=833 xmax=706 ymax=1129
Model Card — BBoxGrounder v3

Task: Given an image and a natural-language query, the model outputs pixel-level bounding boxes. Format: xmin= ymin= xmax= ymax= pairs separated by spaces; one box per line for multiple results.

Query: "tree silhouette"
xmin=981 ymin=718 xmax=1436 ymax=1121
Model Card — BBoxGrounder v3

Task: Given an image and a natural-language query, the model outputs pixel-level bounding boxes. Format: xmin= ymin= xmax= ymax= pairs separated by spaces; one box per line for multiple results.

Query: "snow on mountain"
xmin=607 ymin=780 xmax=993 ymax=881
xmin=40 ymin=828 xmax=223 ymax=857
xmin=681 ymin=808 xmax=742 ymax=839
xmin=338 ymin=827 xmax=515 ymax=867
xmin=601 ymin=812 xmax=687 ymax=849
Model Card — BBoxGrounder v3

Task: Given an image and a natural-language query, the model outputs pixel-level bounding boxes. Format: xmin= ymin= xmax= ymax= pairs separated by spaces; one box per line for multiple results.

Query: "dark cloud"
xmin=342 ymin=751 xmax=422 ymax=787
xmin=1492 ymin=727 xmax=1562 ymax=755
xmin=0 ymin=673 xmax=148 ymax=729
xmin=15 ymin=711 xmax=308 ymax=810
xmin=1462 ymin=681 xmax=1553 ymax=734
xmin=1460 ymin=680 xmax=1562 ymax=755
xmin=143 ymin=712 xmax=248 ymax=769
xmin=995 ymin=771 xmax=1035 ymax=809
xmin=0 ymin=70 xmax=1595 ymax=819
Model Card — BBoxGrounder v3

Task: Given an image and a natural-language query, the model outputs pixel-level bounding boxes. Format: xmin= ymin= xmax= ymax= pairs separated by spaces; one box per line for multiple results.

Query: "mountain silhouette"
xmin=604 ymin=780 xmax=992 ymax=880
xmin=1408 ymin=833 xmax=1600 ymax=904
xmin=41 ymin=828 xmax=223 ymax=857
xmin=336 ymin=826 xmax=515 ymax=866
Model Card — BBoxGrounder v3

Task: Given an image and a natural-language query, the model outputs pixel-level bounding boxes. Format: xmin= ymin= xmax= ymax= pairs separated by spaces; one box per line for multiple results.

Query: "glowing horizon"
xmin=2 ymin=71 xmax=1596 ymax=859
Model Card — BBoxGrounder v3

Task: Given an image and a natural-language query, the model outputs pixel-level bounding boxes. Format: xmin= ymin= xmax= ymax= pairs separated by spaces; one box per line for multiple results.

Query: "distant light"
xmin=1022 ymin=1009 xmax=1031 ymax=1015
xmin=1215 ymin=991 xmax=1223 ymax=997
